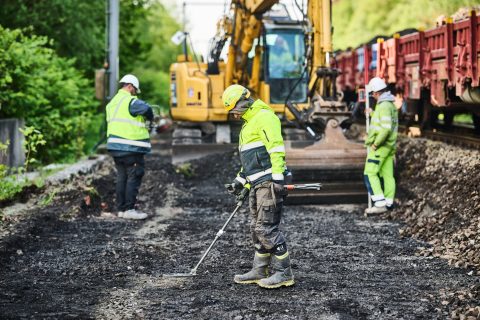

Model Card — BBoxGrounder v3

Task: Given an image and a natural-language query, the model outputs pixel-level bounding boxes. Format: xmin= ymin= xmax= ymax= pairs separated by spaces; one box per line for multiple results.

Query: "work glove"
xmin=272 ymin=180 xmax=287 ymax=196
xmin=236 ymin=187 xmax=250 ymax=203
xmin=225 ymin=180 xmax=244 ymax=196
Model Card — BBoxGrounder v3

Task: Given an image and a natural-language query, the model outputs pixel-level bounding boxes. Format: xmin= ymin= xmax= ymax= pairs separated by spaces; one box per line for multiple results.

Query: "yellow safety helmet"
xmin=222 ymin=84 xmax=251 ymax=111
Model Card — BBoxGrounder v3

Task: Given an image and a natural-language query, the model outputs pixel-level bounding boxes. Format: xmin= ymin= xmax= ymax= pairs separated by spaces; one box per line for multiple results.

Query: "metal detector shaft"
xmin=189 ymin=198 xmax=245 ymax=275
xmin=285 ymin=183 xmax=322 ymax=191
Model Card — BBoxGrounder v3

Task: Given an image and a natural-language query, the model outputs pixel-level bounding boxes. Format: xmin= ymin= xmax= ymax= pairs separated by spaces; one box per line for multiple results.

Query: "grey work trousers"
xmin=248 ymin=181 xmax=286 ymax=251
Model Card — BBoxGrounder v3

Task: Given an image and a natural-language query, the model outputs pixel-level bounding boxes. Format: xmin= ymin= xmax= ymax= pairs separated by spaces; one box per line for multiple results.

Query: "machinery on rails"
xmin=169 ymin=0 xmax=367 ymax=204
xmin=333 ymin=9 xmax=480 ymax=135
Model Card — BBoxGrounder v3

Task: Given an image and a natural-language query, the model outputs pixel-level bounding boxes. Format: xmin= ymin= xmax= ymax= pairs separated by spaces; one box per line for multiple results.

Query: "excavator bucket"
xmin=285 ymin=119 xmax=367 ymax=204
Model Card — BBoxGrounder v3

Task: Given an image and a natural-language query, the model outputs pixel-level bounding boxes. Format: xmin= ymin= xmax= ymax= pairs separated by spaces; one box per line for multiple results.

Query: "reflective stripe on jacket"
xmin=237 ymin=99 xmax=286 ymax=186
xmin=365 ymin=93 xmax=398 ymax=155
xmin=106 ymin=89 xmax=151 ymax=153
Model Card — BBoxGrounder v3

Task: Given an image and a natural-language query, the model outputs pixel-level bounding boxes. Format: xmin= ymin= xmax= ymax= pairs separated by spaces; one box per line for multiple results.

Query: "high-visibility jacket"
xmin=235 ymin=99 xmax=286 ymax=186
xmin=365 ymin=93 xmax=398 ymax=156
xmin=106 ymin=89 xmax=151 ymax=153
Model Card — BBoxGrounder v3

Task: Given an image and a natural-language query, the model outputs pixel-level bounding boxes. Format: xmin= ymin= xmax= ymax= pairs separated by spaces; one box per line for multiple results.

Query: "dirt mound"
xmin=383 ymin=137 xmax=480 ymax=317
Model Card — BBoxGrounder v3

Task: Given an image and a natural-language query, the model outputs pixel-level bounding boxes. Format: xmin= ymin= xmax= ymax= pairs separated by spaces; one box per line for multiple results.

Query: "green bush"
xmin=83 ymin=113 xmax=106 ymax=155
xmin=0 ymin=26 xmax=97 ymax=164
xmin=0 ymin=0 xmax=105 ymax=77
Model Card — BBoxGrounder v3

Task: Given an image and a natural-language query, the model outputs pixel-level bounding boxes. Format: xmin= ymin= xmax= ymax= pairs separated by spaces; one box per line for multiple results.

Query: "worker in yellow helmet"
xmin=222 ymin=84 xmax=294 ymax=289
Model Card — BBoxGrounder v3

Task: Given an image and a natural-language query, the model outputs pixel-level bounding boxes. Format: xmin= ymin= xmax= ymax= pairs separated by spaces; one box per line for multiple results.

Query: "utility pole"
xmin=182 ymin=1 xmax=188 ymax=61
xmin=107 ymin=0 xmax=119 ymax=100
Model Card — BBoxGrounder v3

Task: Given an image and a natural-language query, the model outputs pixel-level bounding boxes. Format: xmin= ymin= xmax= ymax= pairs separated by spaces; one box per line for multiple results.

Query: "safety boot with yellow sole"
xmin=257 ymin=252 xmax=294 ymax=289
xmin=234 ymin=252 xmax=270 ymax=284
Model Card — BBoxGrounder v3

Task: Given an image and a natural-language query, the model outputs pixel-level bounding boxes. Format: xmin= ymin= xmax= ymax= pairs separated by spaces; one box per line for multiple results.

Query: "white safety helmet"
xmin=367 ymin=77 xmax=387 ymax=93
xmin=119 ymin=74 xmax=141 ymax=93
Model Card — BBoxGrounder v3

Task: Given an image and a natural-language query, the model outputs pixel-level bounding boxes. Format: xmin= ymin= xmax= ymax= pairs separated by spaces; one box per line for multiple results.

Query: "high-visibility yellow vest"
xmin=106 ymin=89 xmax=149 ymax=141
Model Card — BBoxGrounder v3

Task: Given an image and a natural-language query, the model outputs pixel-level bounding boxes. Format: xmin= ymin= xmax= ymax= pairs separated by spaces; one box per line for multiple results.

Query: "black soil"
xmin=0 ymin=136 xmax=478 ymax=319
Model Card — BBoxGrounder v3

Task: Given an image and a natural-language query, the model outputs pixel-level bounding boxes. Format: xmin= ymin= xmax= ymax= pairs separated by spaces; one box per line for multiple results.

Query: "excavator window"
xmin=265 ymin=30 xmax=307 ymax=104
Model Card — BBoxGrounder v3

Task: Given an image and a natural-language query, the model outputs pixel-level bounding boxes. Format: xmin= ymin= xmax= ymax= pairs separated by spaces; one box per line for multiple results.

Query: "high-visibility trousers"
xmin=363 ymin=148 xmax=395 ymax=206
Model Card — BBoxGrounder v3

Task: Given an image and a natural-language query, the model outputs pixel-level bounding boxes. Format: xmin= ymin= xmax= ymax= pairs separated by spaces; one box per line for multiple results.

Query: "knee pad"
xmin=273 ymin=243 xmax=287 ymax=256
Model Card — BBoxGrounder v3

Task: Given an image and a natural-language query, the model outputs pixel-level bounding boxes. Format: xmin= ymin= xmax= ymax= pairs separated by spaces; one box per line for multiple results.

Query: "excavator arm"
xmin=223 ymin=0 xmax=279 ymax=92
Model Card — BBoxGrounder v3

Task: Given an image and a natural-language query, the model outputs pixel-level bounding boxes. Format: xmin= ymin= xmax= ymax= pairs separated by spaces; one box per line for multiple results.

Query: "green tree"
xmin=333 ymin=0 xmax=480 ymax=50
xmin=0 ymin=0 xmax=105 ymax=77
xmin=0 ymin=0 xmax=182 ymax=110
xmin=0 ymin=27 xmax=96 ymax=163
xmin=119 ymin=0 xmax=182 ymax=109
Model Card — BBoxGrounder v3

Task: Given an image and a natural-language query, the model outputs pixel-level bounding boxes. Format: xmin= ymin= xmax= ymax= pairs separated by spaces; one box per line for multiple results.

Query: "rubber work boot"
xmin=257 ymin=252 xmax=294 ymax=289
xmin=364 ymin=205 xmax=388 ymax=215
xmin=234 ymin=252 xmax=271 ymax=284
xmin=118 ymin=209 xmax=148 ymax=220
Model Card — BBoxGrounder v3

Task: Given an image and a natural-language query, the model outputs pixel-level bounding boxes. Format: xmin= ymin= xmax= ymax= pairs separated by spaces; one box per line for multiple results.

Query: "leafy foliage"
xmin=0 ymin=1 xmax=182 ymax=167
xmin=0 ymin=140 xmax=22 ymax=202
xmin=0 ymin=0 xmax=105 ymax=76
xmin=119 ymin=1 xmax=182 ymax=108
xmin=332 ymin=0 xmax=480 ymax=49
xmin=0 ymin=27 xmax=96 ymax=164
xmin=19 ymin=126 xmax=47 ymax=172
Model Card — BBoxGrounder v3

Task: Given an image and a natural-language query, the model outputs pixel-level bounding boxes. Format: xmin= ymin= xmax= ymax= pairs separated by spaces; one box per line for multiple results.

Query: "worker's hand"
xmin=146 ymin=120 xmax=155 ymax=133
xmin=371 ymin=144 xmax=377 ymax=151
xmin=225 ymin=180 xmax=244 ymax=195
xmin=236 ymin=187 xmax=249 ymax=203
xmin=272 ymin=180 xmax=287 ymax=195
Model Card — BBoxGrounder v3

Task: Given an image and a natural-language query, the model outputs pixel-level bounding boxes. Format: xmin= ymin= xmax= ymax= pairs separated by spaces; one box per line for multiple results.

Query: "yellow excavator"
xmin=169 ymin=0 xmax=366 ymax=203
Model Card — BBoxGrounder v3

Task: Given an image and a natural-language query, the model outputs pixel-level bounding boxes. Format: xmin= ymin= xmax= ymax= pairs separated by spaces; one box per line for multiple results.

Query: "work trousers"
xmin=249 ymin=181 xmax=286 ymax=251
xmin=363 ymin=148 xmax=395 ymax=206
xmin=113 ymin=154 xmax=145 ymax=212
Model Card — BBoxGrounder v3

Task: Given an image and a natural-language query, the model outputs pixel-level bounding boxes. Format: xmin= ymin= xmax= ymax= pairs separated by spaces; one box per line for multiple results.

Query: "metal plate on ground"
xmin=171 ymin=143 xmax=236 ymax=164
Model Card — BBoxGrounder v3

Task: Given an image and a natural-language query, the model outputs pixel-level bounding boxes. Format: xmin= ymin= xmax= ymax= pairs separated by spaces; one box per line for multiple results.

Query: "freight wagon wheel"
xmin=420 ymin=101 xmax=438 ymax=131
xmin=441 ymin=111 xmax=454 ymax=131
xmin=473 ymin=113 xmax=480 ymax=135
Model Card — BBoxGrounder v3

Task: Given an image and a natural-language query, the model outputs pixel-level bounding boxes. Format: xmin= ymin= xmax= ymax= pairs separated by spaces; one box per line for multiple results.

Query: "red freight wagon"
xmin=334 ymin=11 xmax=480 ymax=132
xmin=377 ymin=11 xmax=479 ymax=107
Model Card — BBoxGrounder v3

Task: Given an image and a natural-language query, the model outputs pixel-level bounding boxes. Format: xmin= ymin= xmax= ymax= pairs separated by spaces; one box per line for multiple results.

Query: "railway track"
xmin=393 ymin=124 xmax=480 ymax=149
xmin=421 ymin=129 xmax=480 ymax=149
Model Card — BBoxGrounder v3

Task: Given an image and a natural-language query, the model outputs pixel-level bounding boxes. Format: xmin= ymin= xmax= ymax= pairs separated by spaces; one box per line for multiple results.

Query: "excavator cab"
xmin=263 ymin=27 xmax=308 ymax=105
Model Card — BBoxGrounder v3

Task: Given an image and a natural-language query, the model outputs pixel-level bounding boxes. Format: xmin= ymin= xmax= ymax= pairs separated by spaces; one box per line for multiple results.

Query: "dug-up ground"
xmin=0 ymin=136 xmax=479 ymax=320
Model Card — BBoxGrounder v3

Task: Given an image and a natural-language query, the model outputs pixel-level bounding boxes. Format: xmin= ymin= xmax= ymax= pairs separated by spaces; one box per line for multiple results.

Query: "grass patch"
xmin=39 ymin=188 xmax=58 ymax=207
xmin=175 ymin=163 xmax=195 ymax=178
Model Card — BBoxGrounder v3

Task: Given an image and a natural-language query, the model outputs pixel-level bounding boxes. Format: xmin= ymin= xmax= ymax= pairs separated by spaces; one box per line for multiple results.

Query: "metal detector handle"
xmin=236 ymin=187 xmax=249 ymax=206
xmin=190 ymin=200 xmax=244 ymax=274
xmin=284 ymin=183 xmax=322 ymax=191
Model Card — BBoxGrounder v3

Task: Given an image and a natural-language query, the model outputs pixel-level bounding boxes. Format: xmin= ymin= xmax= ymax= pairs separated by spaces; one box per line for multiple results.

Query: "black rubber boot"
xmin=257 ymin=252 xmax=294 ymax=289
xmin=234 ymin=252 xmax=271 ymax=284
